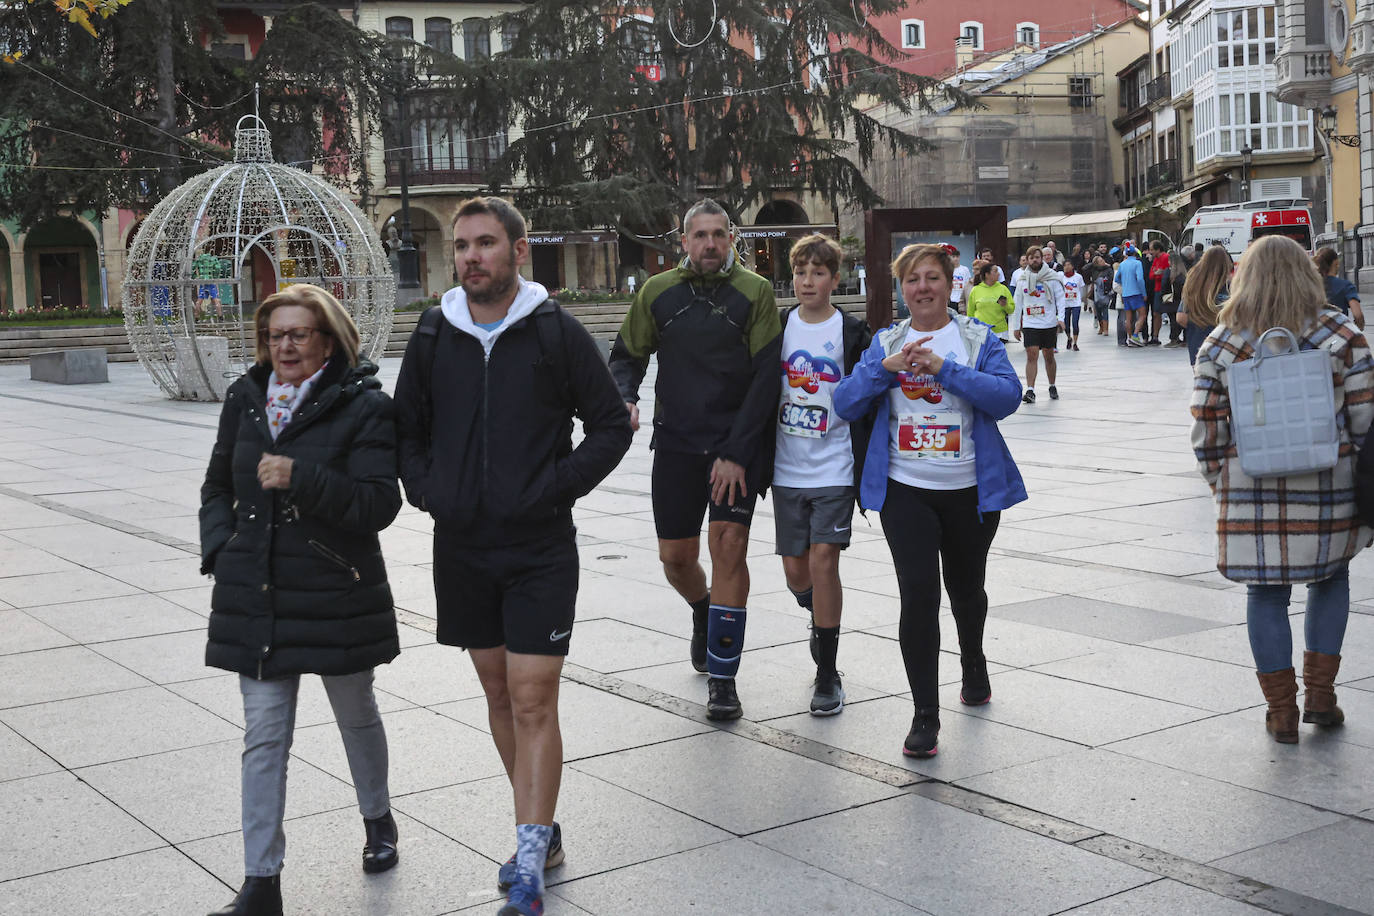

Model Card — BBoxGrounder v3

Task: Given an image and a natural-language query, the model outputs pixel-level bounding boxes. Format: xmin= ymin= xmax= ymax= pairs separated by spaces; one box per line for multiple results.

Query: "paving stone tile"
xmin=166 ymin=671 xmax=416 ymax=730
xmin=0 ymin=494 xmax=72 ymax=529
xmin=1 ymin=685 xmax=239 ymax=768
xmin=433 ymin=680 xmax=710 ymax=761
xmin=0 ymin=644 xmax=148 ymax=708
xmin=1080 ymin=578 xmax=1247 ymax=625
xmin=1059 ymin=878 xmax=1266 ymax=913
xmin=289 ymin=706 xmax=505 ymax=796
xmin=0 ymin=721 xmax=59 ymax=782
xmin=371 ymin=641 xmax=486 ymax=706
xmin=1032 ymin=645 xmax=1257 ymax=713
xmin=4 ymin=521 xmax=188 ymax=565
xmin=1047 ymin=542 xmax=1218 ymax=577
xmin=0 ymin=538 xmax=82 ymax=578
xmin=24 ymin=592 xmax=205 ymax=643
xmin=554 ymin=837 xmax=923 ymax=915
xmin=572 ymin=731 xmax=901 ymax=835
xmin=0 ymin=771 xmax=164 ymax=881
xmin=1107 ymin=712 xmax=1374 ymax=815
xmin=991 ymin=594 xmax=1221 ymax=643
xmin=1213 ymin=818 xmax=1374 ymax=913
xmin=94 ymin=556 xmax=211 ymax=593
xmin=76 ymin=739 xmax=358 ymax=844
xmin=181 ymin=806 xmax=504 ymax=915
xmin=979 ymin=616 xmax=1124 ymax=668
xmin=0 ymin=846 xmax=231 ymax=916
xmin=956 ymin=669 xmax=1211 ymax=745
xmin=771 ymin=694 xmax=1079 ymax=781
xmin=398 ymin=768 xmax=731 ymax=885
xmin=1003 ymin=512 xmax=1172 ymax=544
xmin=754 ymin=793 xmax=1150 ymax=915
xmin=0 ymin=609 xmax=74 ymax=654
xmin=745 ymin=630 xmax=916 ymax=695
xmin=92 ymin=629 xmax=221 ymax=684
xmin=155 ymin=584 xmax=214 ymax=616
xmin=566 ymin=617 xmax=693 ymax=673
xmin=0 ymin=567 xmax=143 ymax=609
xmin=959 ymin=748 xmax=1345 ymax=862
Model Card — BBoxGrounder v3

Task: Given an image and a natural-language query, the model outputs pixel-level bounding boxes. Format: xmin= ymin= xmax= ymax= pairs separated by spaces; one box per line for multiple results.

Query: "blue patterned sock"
xmin=514 ymin=823 xmax=552 ymax=893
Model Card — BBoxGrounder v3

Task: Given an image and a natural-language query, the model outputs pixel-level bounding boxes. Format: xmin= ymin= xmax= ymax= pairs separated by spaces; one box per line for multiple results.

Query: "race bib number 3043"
xmin=780 ymin=402 xmax=829 ymax=438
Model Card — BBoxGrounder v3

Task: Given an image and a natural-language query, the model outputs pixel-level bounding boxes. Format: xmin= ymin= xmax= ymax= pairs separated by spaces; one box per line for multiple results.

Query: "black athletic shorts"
xmin=433 ymin=525 xmax=578 ymax=656
xmin=1021 ymin=326 xmax=1058 ymax=349
xmin=651 ymin=449 xmax=758 ymax=540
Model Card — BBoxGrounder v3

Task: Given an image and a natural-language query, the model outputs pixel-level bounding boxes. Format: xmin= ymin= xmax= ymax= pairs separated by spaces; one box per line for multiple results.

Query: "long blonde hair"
xmin=1181 ymin=245 xmax=1232 ymax=328
xmin=1219 ymin=235 xmax=1325 ymax=337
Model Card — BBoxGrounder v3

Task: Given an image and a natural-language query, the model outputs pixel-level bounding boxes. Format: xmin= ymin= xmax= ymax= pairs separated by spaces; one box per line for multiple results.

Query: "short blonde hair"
xmin=1219 ymin=235 xmax=1325 ymax=337
xmin=789 ymin=233 xmax=843 ymax=275
xmin=891 ymin=243 xmax=953 ymax=285
xmin=254 ymin=284 xmax=361 ymax=366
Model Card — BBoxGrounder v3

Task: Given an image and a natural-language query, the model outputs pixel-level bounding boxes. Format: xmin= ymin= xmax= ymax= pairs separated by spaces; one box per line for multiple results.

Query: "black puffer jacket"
xmin=199 ymin=356 xmax=402 ymax=679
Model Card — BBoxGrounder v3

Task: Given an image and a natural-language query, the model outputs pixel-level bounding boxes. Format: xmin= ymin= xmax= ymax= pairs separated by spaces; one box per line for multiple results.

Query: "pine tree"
xmin=429 ymin=0 xmax=947 ymax=248
xmin=0 ymin=1 xmax=392 ymax=231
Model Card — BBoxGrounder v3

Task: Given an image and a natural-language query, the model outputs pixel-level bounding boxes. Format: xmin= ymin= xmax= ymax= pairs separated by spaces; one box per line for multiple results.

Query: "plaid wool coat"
xmin=1191 ymin=311 xmax=1374 ymax=584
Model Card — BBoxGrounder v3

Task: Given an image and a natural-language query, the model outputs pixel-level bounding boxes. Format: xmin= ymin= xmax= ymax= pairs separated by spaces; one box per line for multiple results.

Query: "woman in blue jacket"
xmin=835 ymin=243 xmax=1027 ymax=759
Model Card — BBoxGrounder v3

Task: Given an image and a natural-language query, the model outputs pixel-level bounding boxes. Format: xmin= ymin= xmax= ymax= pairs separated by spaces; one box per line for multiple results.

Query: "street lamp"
xmin=1320 ymin=106 xmax=1361 ymax=147
xmin=1239 ymin=145 xmax=1253 ymax=202
xmin=384 ymin=47 xmax=421 ymax=298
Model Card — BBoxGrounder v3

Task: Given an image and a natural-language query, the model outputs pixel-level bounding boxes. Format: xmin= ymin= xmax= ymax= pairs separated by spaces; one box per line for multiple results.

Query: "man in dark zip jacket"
xmin=608 ymin=198 xmax=783 ymax=721
xmin=393 ymin=197 xmax=631 ymax=916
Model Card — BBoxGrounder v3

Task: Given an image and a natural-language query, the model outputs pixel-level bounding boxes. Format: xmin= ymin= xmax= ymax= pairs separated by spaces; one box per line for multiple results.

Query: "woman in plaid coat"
xmin=1191 ymin=235 xmax=1374 ymax=744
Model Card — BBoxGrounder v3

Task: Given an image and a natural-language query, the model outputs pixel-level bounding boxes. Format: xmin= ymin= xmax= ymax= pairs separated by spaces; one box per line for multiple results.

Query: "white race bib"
xmin=897 ymin=405 xmax=964 ymax=458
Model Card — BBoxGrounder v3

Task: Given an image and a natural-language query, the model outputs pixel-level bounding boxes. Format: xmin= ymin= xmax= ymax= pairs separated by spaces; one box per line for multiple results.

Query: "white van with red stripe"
xmin=1178 ymin=198 xmax=1314 ymax=258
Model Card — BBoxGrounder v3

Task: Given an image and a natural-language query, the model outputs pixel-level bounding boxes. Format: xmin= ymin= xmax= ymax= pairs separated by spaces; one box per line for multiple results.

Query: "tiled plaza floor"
xmin=1 ymin=329 xmax=1373 ymax=915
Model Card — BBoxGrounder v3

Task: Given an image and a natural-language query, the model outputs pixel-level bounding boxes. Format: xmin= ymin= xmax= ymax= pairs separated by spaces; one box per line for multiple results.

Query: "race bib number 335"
xmin=780 ymin=402 xmax=829 ymax=438
xmin=898 ymin=416 xmax=961 ymax=457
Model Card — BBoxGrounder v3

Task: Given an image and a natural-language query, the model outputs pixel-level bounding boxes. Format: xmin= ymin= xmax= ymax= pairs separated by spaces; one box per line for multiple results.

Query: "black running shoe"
xmin=960 ymin=658 xmax=991 ymax=706
xmin=1048 ymin=385 xmax=1058 ymax=400
xmin=706 ymin=677 xmax=743 ymax=720
xmin=1022 ymin=389 xmax=1036 ymax=404
xmin=903 ymin=707 xmax=940 ymax=758
xmin=810 ymin=669 xmax=845 ymax=716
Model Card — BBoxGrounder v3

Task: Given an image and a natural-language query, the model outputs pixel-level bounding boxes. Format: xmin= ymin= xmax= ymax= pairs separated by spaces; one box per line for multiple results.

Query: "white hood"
xmin=439 ymin=277 xmax=551 ymax=355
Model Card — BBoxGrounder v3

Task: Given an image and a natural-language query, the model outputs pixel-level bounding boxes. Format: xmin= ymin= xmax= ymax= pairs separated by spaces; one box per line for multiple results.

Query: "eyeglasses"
xmin=263 ymin=327 xmax=322 ymax=347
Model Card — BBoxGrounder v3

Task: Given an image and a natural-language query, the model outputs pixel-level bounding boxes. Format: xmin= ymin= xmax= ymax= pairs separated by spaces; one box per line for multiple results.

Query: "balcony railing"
xmin=1146 ymin=74 xmax=1170 ymax=105
xmin=384 ymin=153 xmax=499 ymax=187
xmin=1274 ymin=44 xmax=1333 ymax=107
xmin=1146 ymin=158 xmax=1180 ymax=192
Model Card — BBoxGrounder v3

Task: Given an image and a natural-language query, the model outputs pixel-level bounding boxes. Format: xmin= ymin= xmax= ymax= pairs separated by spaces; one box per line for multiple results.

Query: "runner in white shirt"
xmin=1010 ymin=246 xmax=1065 ymax=403
xmin=948 ymin=246 xmax=972 ymax=314
xmin=1060 ymin=260 xmax=1085 ymax=352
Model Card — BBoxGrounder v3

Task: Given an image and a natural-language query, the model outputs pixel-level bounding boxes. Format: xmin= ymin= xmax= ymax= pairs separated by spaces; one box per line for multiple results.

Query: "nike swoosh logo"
xmin=833 ymin=525 xmax=850 ymax=533
xmin=549 ymin=629 xmax=571 ymax=641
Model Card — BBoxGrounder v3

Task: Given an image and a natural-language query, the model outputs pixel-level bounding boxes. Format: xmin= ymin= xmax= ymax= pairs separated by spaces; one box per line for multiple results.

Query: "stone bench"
xmin=29 ymin=348 xmax=109 ymax=384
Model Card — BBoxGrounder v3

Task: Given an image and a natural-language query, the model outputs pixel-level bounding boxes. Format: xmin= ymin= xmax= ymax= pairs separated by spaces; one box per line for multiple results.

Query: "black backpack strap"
xmin=413 ymin=305 xmax=446 ymax=440
xmin=532 ymin=298 xmax=574 ymax=410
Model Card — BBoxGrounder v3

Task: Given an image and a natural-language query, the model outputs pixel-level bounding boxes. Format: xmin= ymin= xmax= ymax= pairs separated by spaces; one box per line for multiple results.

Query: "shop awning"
xmin=1007 ymin=208 xmax=1133 ymax=238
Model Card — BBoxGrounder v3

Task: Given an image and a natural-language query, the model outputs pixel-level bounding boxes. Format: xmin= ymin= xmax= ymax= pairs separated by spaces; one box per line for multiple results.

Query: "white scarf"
xmin=265 ymin=366 xmax=325 ymax=440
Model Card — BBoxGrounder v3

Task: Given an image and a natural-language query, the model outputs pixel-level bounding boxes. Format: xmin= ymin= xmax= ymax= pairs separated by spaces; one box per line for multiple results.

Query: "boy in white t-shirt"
xmin=774 ymin=234 xmax=872 ymax=715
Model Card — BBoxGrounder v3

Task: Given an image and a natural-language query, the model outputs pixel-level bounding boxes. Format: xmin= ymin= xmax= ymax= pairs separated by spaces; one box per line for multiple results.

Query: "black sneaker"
xmin=810 ymin=669 xmax=844 ymax=716
xmin=690 ymin=606 xmax=708 ymax=673
xmin=706 ymin=677 xmax=743 ymax=720
xmin=1048 ymin=385 xmax=1059 ymax=400
xmin=903 ymin=707 xmax=940 ymax=758
xmin=960 ymin=657 xmax=991 ymax=706
xmin=497 ymin=821 xmax=564 ymax=891
xmin=1022 ymin=389 xmax=1036 ymax=404
xmin=1147 ymin=338 xmax=1161 ymax=346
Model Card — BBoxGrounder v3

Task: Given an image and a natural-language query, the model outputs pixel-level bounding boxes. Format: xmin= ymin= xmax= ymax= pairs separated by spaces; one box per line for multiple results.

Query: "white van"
xmin=1178 ymin=198 xmax=1315 ymax=258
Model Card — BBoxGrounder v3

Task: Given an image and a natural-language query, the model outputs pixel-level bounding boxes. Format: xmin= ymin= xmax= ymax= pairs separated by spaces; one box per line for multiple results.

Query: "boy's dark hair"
xmin=453 ymin=196 xmax=527 ymax=242
xmin=789 ymin=233 xmax=843 ymax=275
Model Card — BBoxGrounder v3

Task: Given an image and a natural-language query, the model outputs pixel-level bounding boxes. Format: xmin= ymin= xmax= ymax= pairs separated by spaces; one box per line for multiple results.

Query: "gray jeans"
xmin=239 ymin=670 xmax=390 ymax=876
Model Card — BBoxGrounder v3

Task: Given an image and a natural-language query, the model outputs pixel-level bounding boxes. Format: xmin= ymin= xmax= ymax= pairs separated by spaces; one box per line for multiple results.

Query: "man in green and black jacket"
xmin=609 ymin=198 xmax=782 ymax=721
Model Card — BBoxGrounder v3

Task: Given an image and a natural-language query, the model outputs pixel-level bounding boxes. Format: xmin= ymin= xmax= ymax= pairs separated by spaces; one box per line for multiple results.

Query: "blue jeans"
xmin=1245 ymin=567 xmax=1351 ymax=673
xmin=1064 ymin=306 xmax=1081 ymax=338
xmin=239 ymin=671 xmax=390 ymax=876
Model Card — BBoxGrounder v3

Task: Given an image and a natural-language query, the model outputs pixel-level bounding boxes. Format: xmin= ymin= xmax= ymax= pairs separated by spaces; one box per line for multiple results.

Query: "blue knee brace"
xmin=706 ymin=605 xmax=747 ymax=678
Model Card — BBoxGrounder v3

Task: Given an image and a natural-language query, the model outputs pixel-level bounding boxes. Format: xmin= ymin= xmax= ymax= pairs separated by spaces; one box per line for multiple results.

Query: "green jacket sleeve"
xmin=720 ymin=281 xmax=782 ymax=469
xmin=608 ymin=288 xmax=659 ymax=403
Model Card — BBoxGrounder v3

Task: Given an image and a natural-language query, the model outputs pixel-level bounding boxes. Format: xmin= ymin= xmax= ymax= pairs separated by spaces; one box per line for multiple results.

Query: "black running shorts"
xmin=651 ymin=449 xmax=757 ymax=540
xmin=433 ymin=526 xmax=578 ymax=656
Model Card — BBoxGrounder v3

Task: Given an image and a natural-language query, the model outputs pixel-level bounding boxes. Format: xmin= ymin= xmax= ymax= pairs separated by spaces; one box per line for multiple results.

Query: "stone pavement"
xmin=1 ymin=331 xmax=1373 ymax=916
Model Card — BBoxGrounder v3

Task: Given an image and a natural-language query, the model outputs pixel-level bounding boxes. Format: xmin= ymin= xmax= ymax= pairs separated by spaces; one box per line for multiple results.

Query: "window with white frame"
xmin=1214 ymin=6 xmax=1276 ymax=68
xmin=1016 ymin=22 xmax=1039 ymax=47
xmin=901 ymin=19 xmax=924 ymax=49
xmin=1212 ymin=91 xmax=1311 ymax=155
xmin=957 ymin=22 xmax=983 ymax=50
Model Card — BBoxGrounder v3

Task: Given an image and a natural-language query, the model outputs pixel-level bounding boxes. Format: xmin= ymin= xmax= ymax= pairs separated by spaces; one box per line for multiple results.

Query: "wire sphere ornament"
xmin=121 ymin=116 xmax=395 ymax=400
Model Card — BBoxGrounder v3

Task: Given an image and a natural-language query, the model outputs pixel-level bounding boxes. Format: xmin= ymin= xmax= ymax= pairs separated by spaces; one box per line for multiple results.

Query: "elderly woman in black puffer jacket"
xmin=200 ymin=284 xmax=402 ymax=916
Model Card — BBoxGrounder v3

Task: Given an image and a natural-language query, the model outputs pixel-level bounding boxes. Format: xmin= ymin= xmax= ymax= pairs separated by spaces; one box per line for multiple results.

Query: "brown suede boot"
xmin=1302 ymin=651 xmax=1345 ymax=726
xmin=1257 ymin=668 xmax=1299 ymax=744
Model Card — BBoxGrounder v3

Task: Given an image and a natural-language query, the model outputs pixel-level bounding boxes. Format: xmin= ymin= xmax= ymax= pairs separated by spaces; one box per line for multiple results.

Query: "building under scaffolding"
xmin=860 ymin=17 xmax=1150 ymax=233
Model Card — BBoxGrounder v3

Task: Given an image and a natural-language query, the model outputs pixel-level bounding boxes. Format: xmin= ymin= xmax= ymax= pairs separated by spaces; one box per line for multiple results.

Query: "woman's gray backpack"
xmin=1227 ymin=327 xmax=1339 ymax=477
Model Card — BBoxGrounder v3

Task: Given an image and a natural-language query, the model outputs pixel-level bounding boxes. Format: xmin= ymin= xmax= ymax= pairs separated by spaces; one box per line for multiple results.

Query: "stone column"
xmin=8 ymin=248 xmax=26 ymax=313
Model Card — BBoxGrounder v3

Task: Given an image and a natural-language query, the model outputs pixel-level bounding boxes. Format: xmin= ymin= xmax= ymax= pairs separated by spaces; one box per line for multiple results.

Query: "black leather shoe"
xmin=362 ymin=810 xmax=399 ymax=874
xmin=208 ymin=876 xmax=282 ymax=916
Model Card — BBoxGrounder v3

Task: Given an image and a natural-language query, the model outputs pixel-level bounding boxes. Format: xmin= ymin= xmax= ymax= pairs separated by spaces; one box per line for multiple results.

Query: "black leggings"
xmin=880 ymin=480 xmax=1000 ymax=707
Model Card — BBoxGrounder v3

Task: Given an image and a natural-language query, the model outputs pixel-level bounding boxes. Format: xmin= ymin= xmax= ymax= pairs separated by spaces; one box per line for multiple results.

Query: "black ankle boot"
xmin=208 ymin=876 xmax=282 ymax=916
xmin=362 ymin=810 xmax=399 ymax=874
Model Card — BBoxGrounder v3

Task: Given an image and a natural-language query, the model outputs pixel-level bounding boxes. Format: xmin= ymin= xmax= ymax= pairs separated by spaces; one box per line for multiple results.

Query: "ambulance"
xmin=1177 ymin=198 xmax=1315 ymax=258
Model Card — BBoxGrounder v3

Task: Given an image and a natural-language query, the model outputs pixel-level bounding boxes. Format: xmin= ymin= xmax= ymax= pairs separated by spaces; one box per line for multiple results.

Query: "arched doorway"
xmin=380 ymin=206 xmax=445 ymax=303
xmin=752 ymin=199 xmax=809 ymax=289
xmin=24 ymin=216 xmax=98 ymax=310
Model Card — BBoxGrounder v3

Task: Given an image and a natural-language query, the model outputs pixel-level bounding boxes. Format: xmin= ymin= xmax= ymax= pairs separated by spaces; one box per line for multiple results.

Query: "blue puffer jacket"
xmin=834 ymin=311 xmax=1028 ymax=515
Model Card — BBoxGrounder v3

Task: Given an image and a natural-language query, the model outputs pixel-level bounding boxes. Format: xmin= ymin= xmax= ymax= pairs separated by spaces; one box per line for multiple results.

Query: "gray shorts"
xmin=772 ymin=485 xmax=855 ymax=556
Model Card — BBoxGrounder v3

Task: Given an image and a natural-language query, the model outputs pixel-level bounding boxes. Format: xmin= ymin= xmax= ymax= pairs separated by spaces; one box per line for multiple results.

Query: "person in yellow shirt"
xmin=965 ymin=262 xmax=1014 ymax=342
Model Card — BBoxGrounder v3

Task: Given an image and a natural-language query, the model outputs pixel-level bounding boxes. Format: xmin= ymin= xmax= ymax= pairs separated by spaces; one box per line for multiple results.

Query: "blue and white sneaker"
xmin=497 ymin=872 xmax=543 ymax=916
xmin=497 ymin=822 xmax=563 ymax=891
